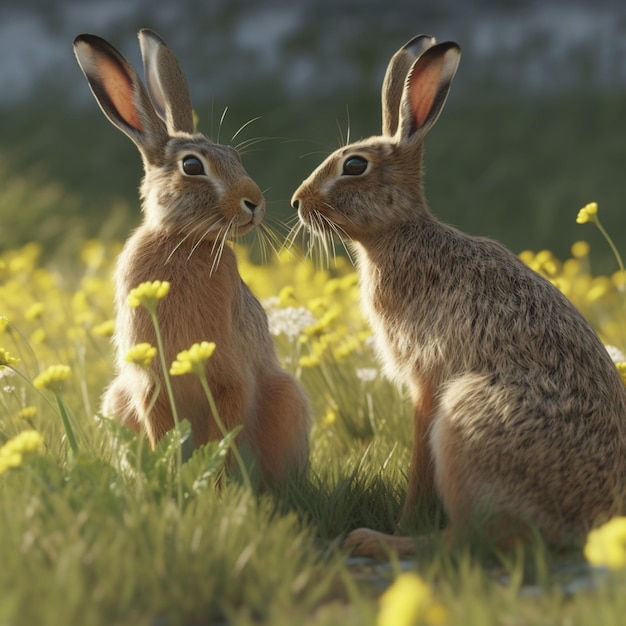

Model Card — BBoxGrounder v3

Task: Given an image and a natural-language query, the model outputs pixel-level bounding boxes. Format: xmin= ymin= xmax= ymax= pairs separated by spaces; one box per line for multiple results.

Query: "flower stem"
xmin=197 ymin=370 xmax=252 ymax=490
xmin=593 ymin=216 xmax=625 ymax=274
xmin=149 ymin=309 xmax=183 ymax=508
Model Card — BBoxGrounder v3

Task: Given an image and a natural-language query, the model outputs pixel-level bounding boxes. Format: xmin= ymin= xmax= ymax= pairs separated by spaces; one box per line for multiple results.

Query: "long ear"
xmin=138 ymin=29 xmax=194 ymax=134
xmin=73 ymin=34 xmax=167 ymax=158
xmin=382 ymin=35 xmax=437 ymax=137
xmin=397 ymin=41 xmax=461 ymax=144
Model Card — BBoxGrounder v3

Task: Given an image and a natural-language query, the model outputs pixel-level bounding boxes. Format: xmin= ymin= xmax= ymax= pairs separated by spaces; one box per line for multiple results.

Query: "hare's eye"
xmin=342 ymin=156 xmax=368 ymax=176
xmin=182 ymin=155 xmax=205 ymax=176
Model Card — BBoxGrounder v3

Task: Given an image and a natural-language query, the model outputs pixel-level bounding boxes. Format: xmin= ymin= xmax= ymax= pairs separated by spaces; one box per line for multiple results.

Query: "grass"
xmin=1 ymin=213 xmax=626 ymax=625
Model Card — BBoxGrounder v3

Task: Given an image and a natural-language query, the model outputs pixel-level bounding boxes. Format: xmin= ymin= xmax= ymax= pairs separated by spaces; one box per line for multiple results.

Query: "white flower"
xmin=355 ymin=367 xmax=378 ymax=383
xmin=266 ymin=304 xmax=317 ymax=340
xmin=606 ymin=345 xmax=626 ymax=364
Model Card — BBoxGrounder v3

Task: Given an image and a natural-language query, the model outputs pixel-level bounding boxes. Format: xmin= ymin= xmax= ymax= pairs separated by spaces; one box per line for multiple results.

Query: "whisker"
xmin=235 ymin=136 xmax=274 ymax=154
xmin=188 ymin=217 xmax=225 ymax=262
xmin=166 ymin=229 xmax=196 ymax=265
xmin=335 ymin=118 xmax=345 ymax=148
xmin=211 ymin=217 xmax=237 ymax=276
xmin=165 ymin=213 xmax=226 ymax=264
xmin=284 ymin=220 xmax=305 ymax=255
xmin=231 ymin=116 xmax=262 ymax=143
xmin=217 ymin=106 xmax=229 ymax=144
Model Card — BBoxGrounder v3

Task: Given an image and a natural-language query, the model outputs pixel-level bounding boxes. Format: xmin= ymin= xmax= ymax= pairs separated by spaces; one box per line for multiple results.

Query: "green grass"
xmin=1 ymin=235 xmax=626 ymax=626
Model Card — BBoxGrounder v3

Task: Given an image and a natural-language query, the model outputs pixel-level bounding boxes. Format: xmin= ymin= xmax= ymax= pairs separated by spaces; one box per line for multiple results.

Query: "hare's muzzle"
xmin=241 ymin=197 xmax=264 ymax=225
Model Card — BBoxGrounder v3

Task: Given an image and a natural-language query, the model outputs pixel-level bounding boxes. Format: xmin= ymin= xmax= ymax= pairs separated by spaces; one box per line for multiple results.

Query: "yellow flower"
xmin=322 ymin=408 xmax=337 ymax=426
xmin=0 ymin=347 xmax=19 ymax=368
xmin=377 ymin=573 xmax=448 ymax=626
xmin=92 ymin=319 xmax=115 ymax=337
xmin=24 ymin=302 xmax=44 ymax=321
xmin=0 ymin=429 xmax=44 ymax=475
xmin=298 ymin=353 xmax=321 ymax=368
xmin=0 ymin=316 xmax=8 ymax=333
xmin=30 ymin=328 xmax=47 ymax=345
xmin=170 ymin=341 xmax=216 ymax=376
xmin=127 ymin=280 xmax=170 ymax=309
xmin=278 ymin=285 xmax=297 ymax=306
xmin=125 ymin=343 xmax=157 ymax=368
xmin=15 ymin=406 xmax=37 ymax=420
xmin=576 ymin=202 xmax=598 ymax=225
xmin=584 ymin=517 xmax=626 ymax=569
xmin=612 ymin=270 xmax=626 ymax=290
xmin=33 ymin=365 xmax=71 ymax=393
xmin=571 ymin=240 xmax=590 ymax=259
xmin=615 ymin=363 xmax=626 ymax=386
xmin=80 ymin=239 xmax=106 ymax=269
xmin=0 ymin=451 xmax=22 ymax=474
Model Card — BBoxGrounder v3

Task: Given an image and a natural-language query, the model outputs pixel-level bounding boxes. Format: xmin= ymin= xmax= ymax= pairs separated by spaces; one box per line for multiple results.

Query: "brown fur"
xmin=74 ymin=29 xmax=310 ymax=484
xmin=291 ymin=36 xmax=626 ymax=555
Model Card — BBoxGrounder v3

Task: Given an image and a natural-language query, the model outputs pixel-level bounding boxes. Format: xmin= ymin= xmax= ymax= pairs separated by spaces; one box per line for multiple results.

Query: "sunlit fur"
xmin=74 ymin=29 xmax=310 ymax=485
xmin=292 ymin=36 xmax=626 ymax=555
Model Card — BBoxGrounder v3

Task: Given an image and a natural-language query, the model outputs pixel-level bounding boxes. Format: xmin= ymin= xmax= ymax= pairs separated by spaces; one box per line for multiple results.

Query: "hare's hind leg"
xmin=429 ymin=374 xmax=538 ymax=548
xmin=253 ymin=372 xmax=310 ymax=485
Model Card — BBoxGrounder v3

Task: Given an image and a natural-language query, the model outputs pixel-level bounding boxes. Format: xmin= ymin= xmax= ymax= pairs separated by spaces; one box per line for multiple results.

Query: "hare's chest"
xmin=360 ymin=276 xmax=421 ymax=384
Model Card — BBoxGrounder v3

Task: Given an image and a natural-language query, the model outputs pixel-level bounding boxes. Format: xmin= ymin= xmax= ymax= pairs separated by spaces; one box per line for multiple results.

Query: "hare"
xmin=291 ymin=35 xmax=626 ymax=555
xmin=74 ymin=29 xmax=309 ymax=485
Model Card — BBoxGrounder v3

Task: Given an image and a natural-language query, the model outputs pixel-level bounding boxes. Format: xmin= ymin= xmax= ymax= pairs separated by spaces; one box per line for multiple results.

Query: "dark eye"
xmin=342 ymin=155 xmax=368 ymax=176
xmin=182 ymin=155 xmax=205 ymax=176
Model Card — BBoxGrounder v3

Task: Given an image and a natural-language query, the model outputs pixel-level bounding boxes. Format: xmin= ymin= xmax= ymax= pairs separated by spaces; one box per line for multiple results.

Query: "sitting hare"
xmin=74 ymin=29 xmax=309 ymax=484
xmin=292 ymin=35 xmax=626 ymax=554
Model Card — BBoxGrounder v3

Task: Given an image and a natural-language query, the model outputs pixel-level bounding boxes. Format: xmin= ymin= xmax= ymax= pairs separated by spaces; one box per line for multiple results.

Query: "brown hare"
xmin=291 ymin=35 xmax=626 ymax=555
xmin=74 ymin=29 xmax=310 ymax=485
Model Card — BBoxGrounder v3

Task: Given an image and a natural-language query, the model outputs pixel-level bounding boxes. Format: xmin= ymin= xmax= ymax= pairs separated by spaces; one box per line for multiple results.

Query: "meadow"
xmin=2 ymin=199 xmax=626 ymax=626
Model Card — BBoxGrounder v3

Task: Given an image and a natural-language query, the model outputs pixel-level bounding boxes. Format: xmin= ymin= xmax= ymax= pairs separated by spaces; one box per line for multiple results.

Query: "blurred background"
xmin=1 ymin=0 xmax=625 ymax=268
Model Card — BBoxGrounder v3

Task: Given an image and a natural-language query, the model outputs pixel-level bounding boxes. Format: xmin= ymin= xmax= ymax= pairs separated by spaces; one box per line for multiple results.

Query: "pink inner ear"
xmin=99 ymin=57 xmax=143 ymax=132
xmin=408 ymin=57 xmax=444 ymax=129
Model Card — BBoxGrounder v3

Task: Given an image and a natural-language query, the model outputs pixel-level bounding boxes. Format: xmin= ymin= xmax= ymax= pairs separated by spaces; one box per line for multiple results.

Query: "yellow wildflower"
xmin=0 ymin=429 xmax=44 ymax=475
xmin=80 ymin=239 xmax=106 ymax=269
xmin=571 ymin=240 xmax=590 ymax=259
xmin=278 ymin=285 xmax=297 ymax=306
xmin=576 ymin=202 xmax=598 ymax=225
xmin=0 ymin=348 xmax=19 ymax=368
xmin=170 ymin=341 xmax=216 ymax=376
xmin=298 ymin=353 xmax=321 ymax=368
xmin=612 ymin=270 xmax=626 ymax=290
xmin=24 ymin=302 xmax=44 ymax=321
xmin=127 ymin=280 xmax=170 ymax=309
xmin=377 ymin=573 xmax=448 ymax=626
xmin=92 ymin=319 xmax=115 ymax=337
xmin=125 ymin=343 xmax=157 ymax=369
xmin=584 ymin=517 xmax=626 ymax=569
xmin=333 ymin=335 xmax=361 ymax=360
xmin=615 ymin=363 xmax=626 ymax=386
xmin=15 ymin=406 xmax=37 ymax=420
xmin=33 ymin=365 xmax=71 ymax=393
xmin=304 ymin=304 xmax=342 ymax=337
xmin=0 ymin=316 xmax=8 ymax=333
xmin=30 ymin=328 xmax=47 ymax=345
xmin=322 ymin=408 xmax=337 ymax=426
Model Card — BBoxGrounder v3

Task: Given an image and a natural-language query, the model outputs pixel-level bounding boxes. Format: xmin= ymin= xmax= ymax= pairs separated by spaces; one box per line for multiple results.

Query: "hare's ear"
xmin=73 ymin=34 xmax=167 ymax=157
xmin=382 ymin=35 xmax=437 ymax=137
xmin=397 ymin=41 xmax=461 ymax=144
xmin=138 ymin=29 xmax=194 ymax=134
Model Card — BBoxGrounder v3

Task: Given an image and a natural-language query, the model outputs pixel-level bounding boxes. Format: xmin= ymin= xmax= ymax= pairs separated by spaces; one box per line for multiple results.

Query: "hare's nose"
xmin=242 ymin=199 xmax=258 ymax=213
xmin=291 ymin=198 xmax=300 ymax=211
